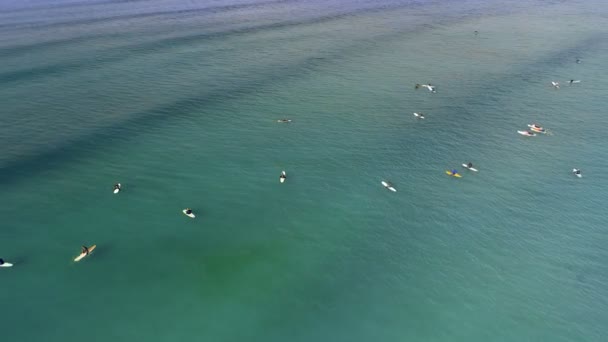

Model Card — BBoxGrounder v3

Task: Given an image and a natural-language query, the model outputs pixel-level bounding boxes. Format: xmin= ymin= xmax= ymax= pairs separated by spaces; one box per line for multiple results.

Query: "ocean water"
xmin=1 ymin=0 xmax=608 ymax=341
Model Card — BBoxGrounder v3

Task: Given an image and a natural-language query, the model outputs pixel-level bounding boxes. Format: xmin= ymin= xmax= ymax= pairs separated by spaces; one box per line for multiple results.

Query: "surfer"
xmin=415 ymin=83 xmax=436 ymax=93
xmin=81 ymin=246 xmax=89 ymax=256
xmin=467 ymin=162 xmax=473 ymax=169
xmin=185 ymin=208 xmax=193 ymax=215
xmin=530 ymin=126 xmax=544 ymax=132
xmin=573 ymin=169 xmax=581 ymax=175
xmin=0 ymin=258 xmax=5 ymax=266
xmin=113 ymin=183 xmax=121 ymax=191
xmin=280 ymin=173 xmax=287 ymax=181
xmin=278 ymin=119 xmax=291 ymax=123
xmin=576 ymin=58 xmax=581 ymax=64
xmin=451 ymin=169 xmax=458 ymax=175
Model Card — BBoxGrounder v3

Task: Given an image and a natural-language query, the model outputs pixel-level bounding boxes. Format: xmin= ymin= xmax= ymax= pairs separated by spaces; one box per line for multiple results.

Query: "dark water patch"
xmin=0 ymin=32 xmax=125 ymax=59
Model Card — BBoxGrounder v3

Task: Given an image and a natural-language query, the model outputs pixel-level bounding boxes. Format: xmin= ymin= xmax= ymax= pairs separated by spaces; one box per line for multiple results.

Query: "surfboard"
xmin=183 ymin=209 xmax=195 ymax=218
xmin=277 ymin=119 xmax=291 ymax=123
xmin=527 ymin=125 xmax=546 ymax=133
xmin=0 ymin=262 xmax=13 ymax=268
xmin=113 ymin=183 xmax=121 ymax=194
xmin=74 ymin=245 xmax=96 ymax=262
xmin=462 ymin=164 xmax=478 ymax=172
xmin=413 ymin=112 xmax=425 ymax=119
xmin=280 ymin=171 xmax=286 ymax=183
xmin=446 ymin=171 xmax=462 ymax=178
xmin=381 ymin=181 xmax=397 ymax=192
xmin=518 ymin=130 xmax=536 ymax=136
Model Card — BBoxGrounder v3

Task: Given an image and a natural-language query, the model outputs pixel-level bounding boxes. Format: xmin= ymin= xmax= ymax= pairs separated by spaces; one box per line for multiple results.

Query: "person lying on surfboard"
xmin=185 ymin=209 xmax=193 ymax=215
xmin=113 ymin=183 xmax=121 ymax=190
xmin=467 ymin=162 xmax=473 ymax=168
xmin=280 ymin=173 xmax=287 ymax=180
xmin=81 ymin=246 xmax=89 ymax=256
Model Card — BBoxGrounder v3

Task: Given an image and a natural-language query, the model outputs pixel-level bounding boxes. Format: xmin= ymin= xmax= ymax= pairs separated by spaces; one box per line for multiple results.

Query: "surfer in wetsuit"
xmin=0 ymin=258 xmax=4 ymax=265
xmin=81 ymin=246 xmax=89 ymax=255
xmin=186 ymin=209 xmax=193 ymax=215
xmin=113 ymin=183 xmax=120 ymax=190
xmin=280 ymin=173 xmax=287 ymax=180
xmin=467 ymin=162 xmax=473 ymax=168
xmin=574 ymin=169 xmax=581 ymax=175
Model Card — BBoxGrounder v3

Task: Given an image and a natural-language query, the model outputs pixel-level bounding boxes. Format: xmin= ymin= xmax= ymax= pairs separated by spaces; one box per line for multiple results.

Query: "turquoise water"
xmin=1 ymin=0 xmax=608 ymax=341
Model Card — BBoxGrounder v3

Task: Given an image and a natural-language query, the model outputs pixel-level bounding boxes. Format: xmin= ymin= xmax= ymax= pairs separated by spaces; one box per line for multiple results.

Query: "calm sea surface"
xmin=1 ymin=0 xmax=607 ymax=341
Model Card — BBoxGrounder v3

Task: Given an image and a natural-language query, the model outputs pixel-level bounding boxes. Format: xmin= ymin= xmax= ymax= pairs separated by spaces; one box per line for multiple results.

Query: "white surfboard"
xmin=113 ymin=183 xmax=121 ymax=194
xmin=74 ymin=245 xmax=96 ymax=262
xmin=0 ymin=262 xmax=13 ymax=268
xmin=518 ymin=130 xmax=536 ymax=136
xmin=183 ymin=209 xmax=195 ymax=218
xmin=280 ymin=171 xmax=286 ymax=183
xmin=277 ymin=119 xmax=291 ymax=123
xmin=462 ymin=164 xmax=478 ymax=172
xmin=413 ymin=112 xmax=425 ymax=119
xmin=381 ymin=181 xmax=397 ymax=192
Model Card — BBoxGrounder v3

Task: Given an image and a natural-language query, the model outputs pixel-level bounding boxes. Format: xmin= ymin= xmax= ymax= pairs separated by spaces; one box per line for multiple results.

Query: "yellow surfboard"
xmin=446 ymin=170 xmax=462 ymax=178
xmin=74 ymin=245 xmax=96 ymax=262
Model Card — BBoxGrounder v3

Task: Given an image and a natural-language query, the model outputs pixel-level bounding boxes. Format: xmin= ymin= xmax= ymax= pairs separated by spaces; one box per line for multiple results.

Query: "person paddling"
xmin=81 ymin=246 xmax=89 ymax=256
